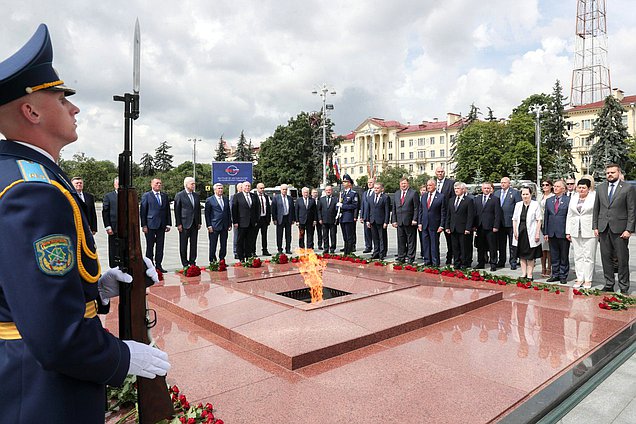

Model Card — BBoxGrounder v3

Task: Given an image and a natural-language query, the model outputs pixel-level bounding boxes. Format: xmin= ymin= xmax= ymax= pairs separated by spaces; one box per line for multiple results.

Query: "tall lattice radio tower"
xmin=570 ymin=0 xmax=611 ymax=106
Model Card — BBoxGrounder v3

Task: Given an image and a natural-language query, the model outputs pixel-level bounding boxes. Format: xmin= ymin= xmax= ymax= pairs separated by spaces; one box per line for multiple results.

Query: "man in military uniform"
xmin=337 ymin=174 xmax=359 ymax=255
xmin=0 ymin=24 xmax=170 ymax=423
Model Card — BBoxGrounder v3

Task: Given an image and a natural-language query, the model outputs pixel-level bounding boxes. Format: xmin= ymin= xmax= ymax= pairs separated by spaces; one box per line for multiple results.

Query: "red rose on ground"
xmin=218 ymin=260 xmax=227 ymax=271
xmin=171 ymin=385 xmax=180 ymax=394
xmin=543 ymin=288 xmax=549 ymax=292
xmin=573 ymin=289 xmax=582 ymax=295
xmin=323 ymin=253 xmax=331 ymax=259
xmin=599 ymin=302 xmax=611 ymax=310
xmin=279 ymin=253 xmax=288 ymax=264
xmin=393 ymin=265 xmax=403 ymax=270
xmin=179 ymin=417 xmax=186 ymax=424
xmin=205 ymin=402 xmax=213 ymax=410
xmin=252 ymin=258 xmax=262 ymax=268
xmin=186 ymin=266 xmax=201 ymax=277
xmin=374 ymin=261 xmax=383 ymax=266
xmin=534 ymin=286 xmax=540 ymax=291
xmin=188 ymin=418 xmax=196 ymax=424
xmin=361 ymin=260 xmax=368 ymax=264
xmin=555 ymin=290 xmax=560 ymax=294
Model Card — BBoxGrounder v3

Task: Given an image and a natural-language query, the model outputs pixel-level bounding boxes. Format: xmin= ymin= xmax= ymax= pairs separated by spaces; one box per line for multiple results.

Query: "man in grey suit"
xmin=593 ymin=164 xmax=635 ymax=294
xmin=295 ymin=187 xmax=317 ymax=249
xmin=391 ymin=177 xmax=419 ymax=263
xmin=174 ymin=177 xmax=202 ymax=267
xmin=318 ymin=185 xmax=338 ymax=254
xmin=271 ymin=184 xmax=296 ymax=254
xmin=496 ymin=177 xmax=522 ymax=270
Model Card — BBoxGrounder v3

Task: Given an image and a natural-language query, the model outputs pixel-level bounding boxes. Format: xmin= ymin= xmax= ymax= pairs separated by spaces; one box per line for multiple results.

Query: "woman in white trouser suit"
xmin=565 ymin=179 xmax=597 ymax=289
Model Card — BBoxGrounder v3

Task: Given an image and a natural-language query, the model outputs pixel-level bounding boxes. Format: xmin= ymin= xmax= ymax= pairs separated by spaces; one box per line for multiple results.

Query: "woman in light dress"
xmin=565 ymin=178 xmax=597 ymax=289
xmin=513 ymin=186 xmax=543 ymax=280
xmin=539 ymin=179 xmax=554 ymax=277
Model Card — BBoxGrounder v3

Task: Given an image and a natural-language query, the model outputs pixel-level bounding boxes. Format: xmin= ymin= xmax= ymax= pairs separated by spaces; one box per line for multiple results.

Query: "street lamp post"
xmin=529 ymin=104 xmax=547 ymax=192
xmin=188 ymin=138 xmax=201 ymax=181
xmin=367 ymin=124 xmax=377 ymax=178
xmin=312 ymin=83 xmax=336 ymax=188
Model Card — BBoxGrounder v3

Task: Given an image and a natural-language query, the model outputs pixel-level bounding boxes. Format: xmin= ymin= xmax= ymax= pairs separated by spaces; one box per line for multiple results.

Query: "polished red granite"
xmin=103 ymin=261 xmax=636 ymax=423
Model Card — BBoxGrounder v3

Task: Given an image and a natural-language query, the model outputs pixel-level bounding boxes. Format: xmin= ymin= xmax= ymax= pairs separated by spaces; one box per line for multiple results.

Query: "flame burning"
xmin=295 ymin=248 xmax=326 ymax=303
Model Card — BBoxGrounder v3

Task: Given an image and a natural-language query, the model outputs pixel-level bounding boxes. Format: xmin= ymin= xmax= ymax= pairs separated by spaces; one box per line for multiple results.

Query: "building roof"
xmin=368 ymin=118 xmax=406 ymax=128
xmin=397 ymin=119 xmax=466 ymax=134
xmin=566 ymin=94 xmax=636 ymax=113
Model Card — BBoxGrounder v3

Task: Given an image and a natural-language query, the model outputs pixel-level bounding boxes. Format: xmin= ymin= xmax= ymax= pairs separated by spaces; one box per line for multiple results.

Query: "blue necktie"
xmin=608 ymin=183 xmax=615 ymax=203
xmin=155 ymin=192 xmax=161 ymax=206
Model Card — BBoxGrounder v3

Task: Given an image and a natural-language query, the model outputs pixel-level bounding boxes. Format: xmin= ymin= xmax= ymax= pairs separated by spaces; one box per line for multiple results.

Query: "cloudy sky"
xmin=2 ymin=0 xmax=634 ymax=165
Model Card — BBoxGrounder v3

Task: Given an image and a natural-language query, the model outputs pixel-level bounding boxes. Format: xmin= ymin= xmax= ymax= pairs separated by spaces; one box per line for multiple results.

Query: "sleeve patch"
xmin=33 ymin=234 xmax=75 ymax=276
xmin=16 ymin=160 xmax=51 ymax=183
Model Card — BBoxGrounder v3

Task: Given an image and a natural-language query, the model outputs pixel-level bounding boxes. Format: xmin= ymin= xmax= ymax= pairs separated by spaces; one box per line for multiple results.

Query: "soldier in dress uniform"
xmin=0 ymin=24 xmax=170 ymax=423
xmin=337 ymin=174 xmax=359 ymax=254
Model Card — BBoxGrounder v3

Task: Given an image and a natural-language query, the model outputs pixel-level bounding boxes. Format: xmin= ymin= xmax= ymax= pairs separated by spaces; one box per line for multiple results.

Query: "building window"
xmin=440 ymin=149 xmax=445 ymax=157
xmin=400 ymin=152 xmax=405 ymax=160
xmin=400 ymin=140 xmax=404 ymax=148
xmin=389 ymin=141 xmax=393 ymax=149
xmin=440 ymin=136 xmax=445 ymax=144
xmin=430 ymin=150 xmax=435 ymax=158
xmin=430 ymin=163 xmax=434 ymax=171
xmin=622 ymin=114 xmax=628 ymax=127
xmin=344 ymin=158 xmax=348 ymax=164
xmin=418 ymin=151 xmax=425 ymax=159
xmin=418 ymin=138 xmax=424 ymax=146
xmin=583 ymin=137 xmax=590 ymax=147
xmin=566 ymin=138 xmax=573 ymax=146
xmin=409 ymin=152 xmax=414 ymax=159
xmin=409 ymin=164 xmax=413 ymax=172
xmin=582 ymin=119 xmax=592 ymax=130
xmin=388 ymin=153 xmax=393 ymax=161
xmin=344 ymin=146 xmax=347 ymax=153
xmin=450 ymin=135 xmax=456 ymax=144
xmin=419 ymin=164 xmax=425 ymax=172
xmin=430 ymin=137 xmax=435 ymax=145
xmin=359 ymin=166 xmax=363 ymax=174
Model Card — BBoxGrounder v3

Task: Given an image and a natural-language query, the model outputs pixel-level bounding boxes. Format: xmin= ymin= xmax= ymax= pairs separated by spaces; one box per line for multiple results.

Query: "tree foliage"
xmin=154 ymin=141 xmax=174 ymax=172
xmin=543 ymin=80 xmax=576 ymax=179
xmin=234 ymin=130 xmax=253 ymax=162
xmin=139 ymin=152 xmax=154 ymax=176
xmin=376 ymin=165 xmax=411 ymax=194
xmin=214 ymin=136 xmax=228 ymax=161
xmin=60 ymin=153 xmax=118 ymax=199
xmin=589 ymin=95 xmax=632 ymax=180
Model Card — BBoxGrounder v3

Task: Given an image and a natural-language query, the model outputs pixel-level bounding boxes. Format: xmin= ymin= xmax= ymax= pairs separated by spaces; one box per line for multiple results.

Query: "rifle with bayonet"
xmin=113 ymin=19 xmax=174 ymax=424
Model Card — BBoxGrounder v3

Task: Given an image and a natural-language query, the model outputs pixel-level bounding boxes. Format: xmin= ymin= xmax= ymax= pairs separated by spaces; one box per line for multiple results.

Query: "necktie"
xmin=375 ymin=194 xmax=379 ymax=204
xmin=188 ymin=192 xmax=194 ymax=206
xmin=155 ymin=192 xmax=161 ymax=206
xmin=437 ymin=180 xmax=442 ymax=193
xmin=245 ymin=193 xmax=252 ymax=207
xmin=283 ymin=196 xmax=288 ymax=215
xmin=260 ymin=194 xmax=265 ymax=215
xmin=455 ymin=196 xmax=460 ymax=210
xmin=554 ymin=197 xmax=560 ymax=214
xmin=482 ymin=195 xmax=487 ymax=207
xmin=78 ymin=192 xmax=85 ymax=202
xmin=427 ymin=194 xmax=432 ymax=209
xmin=401 ymin=191 xmax=405 ymax=205
xmin=327 ymin=196 xmax=331 ymax=207
xmin=305 ymin=198 xmax=308 ymax=209
xmin=608 ymin=183 xmax=615 ymax=203
xmin=217 ymin=196 xmax=223 ymax=209
xmin=500 ymin=191 xmax=505 ymax=207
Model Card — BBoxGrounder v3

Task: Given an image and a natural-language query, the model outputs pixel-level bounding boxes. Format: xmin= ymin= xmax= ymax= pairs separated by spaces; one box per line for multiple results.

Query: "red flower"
xmin=374 ymin=262 xmax=383 ymax=267
xmin=218 ymin=260 xmax=227 ymax=271
xmin=603 ymin=296 xmax=619 ymax=303
xmin=179 ymin=417 xmax=186 ymax=424
xmin=555 ymin=290 xmax=560 ymax=294
xmin=323 ymin=253 xmax=331 ymax=259
xmin=355 ymin=258 xmax=362 ymax=263
xmin=533 ymin=286 xmax=540 ymax=291
xmin=393 ymin=265 xmax=403 ymax=270
xmin=573 ymin=289 xmax=582 ymax=295
xmin=278 ymin=253 xmax=288 ymax=264
xmin=216 ymin=420 xmax=224 ymax=424
xmin=252 ymin=258 xmax=262 ymax=268
xmin=171 ymin=385 xmax=180 ymax=395
xmin=187 ymin=418 xmax=196 ymax=424
xmin=543 ymin=288 xmax=549 ymax=292
xmin=156 ymin=269 xmax=164 ymax=281
xmin=599 ymin=302 xmax=611 ymax=310
xmin=205 ymin=402 xmax=214 ymax=411
xmin=361 ymin=260 xmax=368 ymax=264
xmin=185 ymin=265 xmax=201 ymax=277
xmin=291 ymin=258 xmax=299 ymax=263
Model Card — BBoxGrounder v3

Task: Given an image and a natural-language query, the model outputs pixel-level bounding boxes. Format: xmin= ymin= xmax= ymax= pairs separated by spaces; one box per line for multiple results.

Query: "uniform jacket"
xmin=391 ymin=188 xmax=419 ymax=226
xmin=418 ymin=191 xmax=447 ymax=230
xmin=204 ymin=195 xmax=231 ymax=231
xmin=174 ymin=189 xmax=201 ymax=230
xmin=232 ymin=191 xmax=259 ymax=228
xmin=543 ymin=195 xmax=570 ymax=238
xmin=0 ymin=140 xmax=129 ymax=423
xmin=317 ymin=194 xmax=338 ymax=224
xmin=366 ymin=192 xmax=391 ymax=225
xmin=495 ymin=188 xmax=521 ymax=227
xmin=271 ymin=193 xmax=296 ymax=223
xmin=338 ymin=188 xmax=359 ymax=223
xmin=446 ymin=194 xmax=474 ymax=233
xmin=473 ymin=194 xmax=502 ymax=230
xmin=593 ymin=181 xmax=636 ymax=234
xmin=140 ymin=190 xmax=172 ymax=230
xmin=102 ymin=190 xmax=118 ymax=233
xmin=566 ymin=192 xmax=596 ymax=238
xmin=295 ymin=196 xmax=317 ymax=225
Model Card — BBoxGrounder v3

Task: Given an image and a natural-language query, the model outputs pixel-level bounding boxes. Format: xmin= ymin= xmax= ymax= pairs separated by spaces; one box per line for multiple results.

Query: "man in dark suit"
xmin=435 ymin=166 xmax=456 ymax=264
xmin=205 ymin=183 xmax=232 ymax=262
xmin=473 ymin=182 xmax=502 ymax=271
xmin=381 ymin=184 xmax=391 ymax=258
xmin=71 ymin=177 xmax=97 ymax=234
xmin=495 ymin=177 xmax=522 ymax=270
xmin=232 ymin=181 xmax=259 ymax=261
xmin=359 ymin=177 xmax=376 ymax=253
xmin=318 ymin=185 xmax=338 ymax=254
xmin=295 ymin=187 xmax=317 ymax=249
xmin=255 ymin=182 xmax=272 ymax=256
xmin=543 ymin=180 xmax=571 ymax=284
xmin=312 ymin=188 xmax=323 ymax=250
xmin=418 ymin=179 xmax=447 ymax=266
xmin=271 ymin=184 xmax=295 ymax=254
xmin=391 ymin=177 xmax=419 ymax=263
xmin=366 ymin=182 xmax=390 ymax=259
xmin=102 ymin=177 xmax=119 ymax=267
xmin=230 ymin=182 xmax=243 ymax=259
xmin=446 ymin=182 xmax=474 ymax=269
xmin=174 ymin=177 xmax=202 ymax=267
xmin=140 ymin=178 xmax=172 ymax=272
xmin=593 ymin=164 xmax=635 ymax=294
xmin=338 ymin=174 xmax=359 ymax=255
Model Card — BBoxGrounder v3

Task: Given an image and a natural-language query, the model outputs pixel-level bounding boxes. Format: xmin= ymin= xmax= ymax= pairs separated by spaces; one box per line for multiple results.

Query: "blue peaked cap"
xmin=0 ymin=24 xmax=75 ymax=106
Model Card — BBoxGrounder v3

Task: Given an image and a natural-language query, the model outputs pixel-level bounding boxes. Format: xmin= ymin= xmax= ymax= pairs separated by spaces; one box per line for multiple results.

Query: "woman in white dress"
xmin=539 ymin=179 xmax=554 ymax=277
xmin=565 ymin=178 xmax=597 ymax=288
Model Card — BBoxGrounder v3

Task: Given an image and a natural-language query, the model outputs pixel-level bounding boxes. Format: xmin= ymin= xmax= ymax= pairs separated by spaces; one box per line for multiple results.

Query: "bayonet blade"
xmin=133 ymin=19 xmax=140 ymax=93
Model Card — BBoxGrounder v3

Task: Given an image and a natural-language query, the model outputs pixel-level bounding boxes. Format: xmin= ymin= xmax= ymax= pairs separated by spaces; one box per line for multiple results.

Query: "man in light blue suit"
xmin=205 ymin=183 xmax=232 ymax=262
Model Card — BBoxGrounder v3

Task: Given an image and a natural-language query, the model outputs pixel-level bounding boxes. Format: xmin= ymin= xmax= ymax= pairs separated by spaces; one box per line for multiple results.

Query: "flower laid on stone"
xmin=270 ymin=252 xmax=288 ymax=264
xmin=242 ymin=257 xmax=262 ymax=268
xmin=156 ymin=268 xmax=164 ymax=281
xmin=208 ymin=259 xmax=227 ymax=272
xmin=178 ymin=264 xmax=202 ymax=277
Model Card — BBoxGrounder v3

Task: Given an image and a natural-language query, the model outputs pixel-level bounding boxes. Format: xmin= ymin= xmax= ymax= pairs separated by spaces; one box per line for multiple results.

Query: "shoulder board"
xmin=16 ymin=160 xmax=52 ymax=184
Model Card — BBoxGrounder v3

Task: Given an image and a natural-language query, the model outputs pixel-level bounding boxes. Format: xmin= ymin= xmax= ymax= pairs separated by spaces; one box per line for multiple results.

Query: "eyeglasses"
xmin=541 ymin=183 xmax=551 ymax=186
xmin=566 ymin=183 xmax=575 ymax=185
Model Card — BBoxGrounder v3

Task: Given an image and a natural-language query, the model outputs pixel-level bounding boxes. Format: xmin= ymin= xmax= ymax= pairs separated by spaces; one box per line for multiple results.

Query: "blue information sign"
xmin=212 ymin=161 xmax=253 ymax=185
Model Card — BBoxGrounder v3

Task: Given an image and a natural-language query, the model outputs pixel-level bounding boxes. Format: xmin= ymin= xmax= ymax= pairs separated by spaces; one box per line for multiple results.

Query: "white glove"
xmin=143 ymin=257 xmax=159 ymax=283
xmin=124 ymin=340 xmax=171 ymax=379
xmin=97 ymin=267 xmax=133 ymax=302
xmin=336 ymin=202 xmax=343 ymax=208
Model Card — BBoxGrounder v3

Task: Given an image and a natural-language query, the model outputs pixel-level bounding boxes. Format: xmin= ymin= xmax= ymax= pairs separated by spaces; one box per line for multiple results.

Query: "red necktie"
xmin=401 ymin=191 xmax=405 ymax=205
xmin=427 ymin=194 xmax=432 ymax=209
xmin=554 ymin=197 xmax=560 ymax=214
xmin=260 ymin=194 xmax=265 ymax=214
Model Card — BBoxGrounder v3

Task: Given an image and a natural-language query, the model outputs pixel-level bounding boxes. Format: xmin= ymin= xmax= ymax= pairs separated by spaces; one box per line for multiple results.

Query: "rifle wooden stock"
xmin=117 ymin=188 xmax=174 ymax=424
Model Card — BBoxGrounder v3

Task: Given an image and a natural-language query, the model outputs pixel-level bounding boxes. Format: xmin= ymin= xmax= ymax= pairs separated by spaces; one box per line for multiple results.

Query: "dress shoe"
xmin=285 ymin=250 xmax=292 ymax=254
xmin=277 ymin=249 xmax=283 ymax=254
xmin=379 ymin=256 xmax=386 ymax=260
xmin=371 ymin=254 xmax=380 ymax=259
xmin=496 ymin=263 xmax=505 ymax=268
xmin=510 ymin=264 xmax=517 ymax=270
xmin=475 ymin=264 xmax=485 ymax=270
xmin=262 ymin=250 xmax=271 ymax=256
xmin=340 ymin=248 xmax=346 ymax=252
xmin=363 ymin=249 xmax=372 ymax=254
xmin=490 ymin=266 xmax=497 ymax=271
xmin=329 ymin=250 xmax=335 ymax=254
xmin=582 ymin=282 xmax=592 ymax=289
xmin=323 ymin=250 xmax=329 ymax=255
xmin=601 ymin=286 xmax=615 ymax=292
xmin=546 ymin=277 xmax=560 ymax=283
xmin=157 ymin=267 xmax=168 ymax=273
xmin=318 ymin=245 xmax=323 ymax=250
xmin=408 ymin=258 xmax=416 ymax=264
xmin=559 ymin=279 xmax=568 ymax=285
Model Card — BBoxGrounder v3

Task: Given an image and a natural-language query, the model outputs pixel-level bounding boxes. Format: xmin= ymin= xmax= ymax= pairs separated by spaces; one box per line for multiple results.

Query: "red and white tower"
xmin=570 ymin=0 xmax=611 ymax=106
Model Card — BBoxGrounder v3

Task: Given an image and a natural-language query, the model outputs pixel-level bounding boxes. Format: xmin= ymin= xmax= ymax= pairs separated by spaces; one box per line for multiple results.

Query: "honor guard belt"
xmin=0 ymin=300 xmax=98 ymax=340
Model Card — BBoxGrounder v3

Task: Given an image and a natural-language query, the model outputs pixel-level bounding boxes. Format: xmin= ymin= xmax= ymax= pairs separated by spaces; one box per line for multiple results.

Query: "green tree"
xmin=59 ymin=152 xmax=118 ymax=199
xmin=256 ymin=112 xmax=327 ymax=188
xmin=234 ymin=130 xmax=253 ymax=162
xmin=486 ymin=107 xmax=496 ymax=122
xmin=356 ymin=175 xmax=368 ymax=188
xmin=412 ymin=173 xmax=432 ymax=189
xmin=139 ymin=152 xmax=154 ymax=176
xmin=154 ymin=141 xmax=174 ymax=172
xmin=543 ymin=80 xmax=576 ymax=178
xmin=376 ymin=165 xmax=411 ymax=194
xmin=589 ymin=95 xmax=632 ymax=180
xmin=452 ymin=120 xmax=508 ymax=182
xmin=214 ymin=136 xmax=228 ymax=161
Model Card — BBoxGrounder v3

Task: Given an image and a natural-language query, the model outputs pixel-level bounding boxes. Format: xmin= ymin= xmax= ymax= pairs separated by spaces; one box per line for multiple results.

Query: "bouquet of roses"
xmin=178 ymin=265 xmax=202 ymax=277
xmin=242 ymin=257 xmax=262 ymax=268
xmin=270 ymin=253 xmax=288 ymax=264
xmin=208 ymin=259 xmax=227 ymax=272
